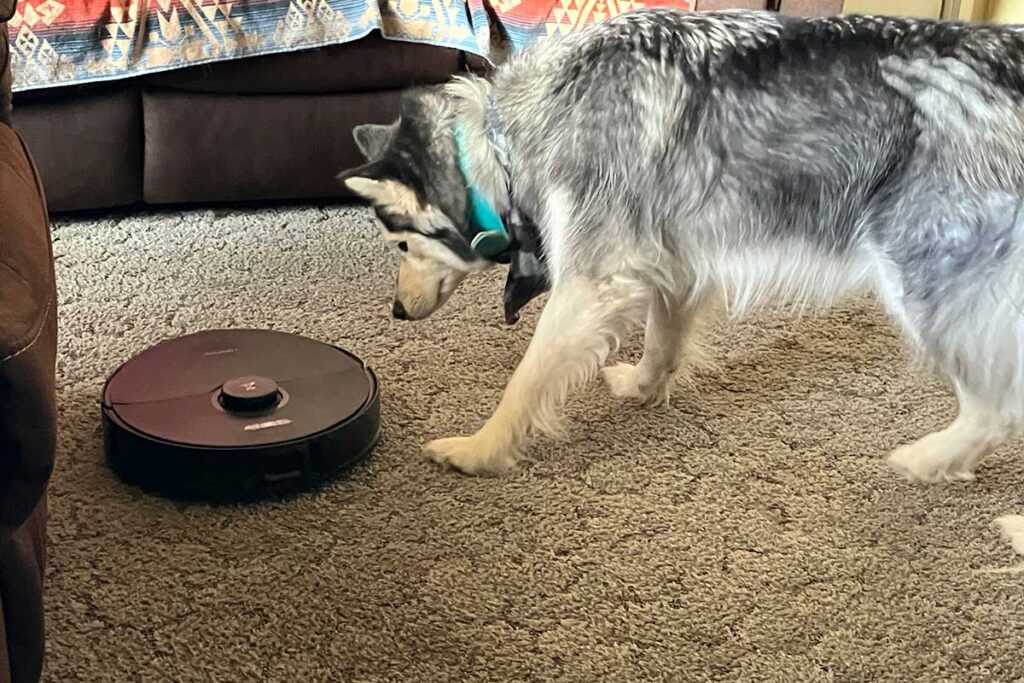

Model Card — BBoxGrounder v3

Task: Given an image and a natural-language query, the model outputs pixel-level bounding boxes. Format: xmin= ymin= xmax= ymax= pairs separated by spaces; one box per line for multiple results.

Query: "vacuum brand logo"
xmin=204 ymin=348 xmax=239 ymax=356
xmin=244 ymin=419 xmax=293 ymax=432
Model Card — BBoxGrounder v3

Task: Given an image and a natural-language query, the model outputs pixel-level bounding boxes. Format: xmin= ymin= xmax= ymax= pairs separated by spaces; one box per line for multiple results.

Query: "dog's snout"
xmin=392 ymin=300 xmax=408 ymax=320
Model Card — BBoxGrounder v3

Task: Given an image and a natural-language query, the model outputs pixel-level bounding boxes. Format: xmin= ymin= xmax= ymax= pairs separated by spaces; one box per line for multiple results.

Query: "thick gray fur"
xmin=342 ymin=9 xmax=1024 ymax=481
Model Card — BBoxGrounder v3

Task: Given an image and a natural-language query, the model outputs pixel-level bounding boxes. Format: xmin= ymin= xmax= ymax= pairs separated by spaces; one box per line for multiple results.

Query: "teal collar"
xmin=452 ymin=118 xmax=512 ymax=260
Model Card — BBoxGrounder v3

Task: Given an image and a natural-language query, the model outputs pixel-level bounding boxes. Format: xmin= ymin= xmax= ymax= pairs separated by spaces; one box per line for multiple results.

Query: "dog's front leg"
xmin=601 ymin=292 xmax=702 ymax=407
xmin=424 ymin=277 xmax=638 ymax=475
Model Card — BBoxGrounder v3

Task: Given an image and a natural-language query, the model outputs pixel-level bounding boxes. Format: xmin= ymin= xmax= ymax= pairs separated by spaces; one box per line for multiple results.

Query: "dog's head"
xmin=339 ymin=89 xmax=491 ymax=321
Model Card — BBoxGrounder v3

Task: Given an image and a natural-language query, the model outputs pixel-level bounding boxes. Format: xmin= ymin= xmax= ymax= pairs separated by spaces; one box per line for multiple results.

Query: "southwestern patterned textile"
xmin=7 ymin=0 xmax=692 ymax=91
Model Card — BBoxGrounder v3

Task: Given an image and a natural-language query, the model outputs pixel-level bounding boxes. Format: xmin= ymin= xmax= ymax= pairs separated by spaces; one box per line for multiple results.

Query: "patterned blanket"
xmin=7 ymin=0 xmax=692 ymax=91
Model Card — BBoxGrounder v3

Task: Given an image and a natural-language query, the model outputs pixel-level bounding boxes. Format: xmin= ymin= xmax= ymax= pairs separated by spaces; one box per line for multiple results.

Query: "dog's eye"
xmin=397 ymin=241 xmax=409 ymax=253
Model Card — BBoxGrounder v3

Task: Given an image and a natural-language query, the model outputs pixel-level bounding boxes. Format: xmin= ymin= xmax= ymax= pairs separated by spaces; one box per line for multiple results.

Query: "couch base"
xmin=0 ymin=499 xmax=46 ymax=683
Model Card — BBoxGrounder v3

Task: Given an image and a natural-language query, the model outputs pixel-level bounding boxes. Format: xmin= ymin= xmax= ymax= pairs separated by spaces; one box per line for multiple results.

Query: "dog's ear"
xmin=339 ymin=162 xmax=421 ymax=214
xmin=337 ymin=158 xmax=387 ymax=198
xmin=352 ymin=121 xmax=398 ymax=161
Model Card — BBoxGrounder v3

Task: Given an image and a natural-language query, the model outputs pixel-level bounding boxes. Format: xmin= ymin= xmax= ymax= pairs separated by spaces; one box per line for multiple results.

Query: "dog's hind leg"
xmin=882 ymin=305 xmax=1022 ymax=482
xmin=601 ymin=291 xmax=704 ymax=407
xmin=875 ymin=217 xmax=1024 ymax=482
xmin=869 ymin=188 xmax=1024 ymax=482
xmin=423 ymin=276 xmax=644 ymax=475
xmin=887 ymin=383 xmax=1019 ymax=483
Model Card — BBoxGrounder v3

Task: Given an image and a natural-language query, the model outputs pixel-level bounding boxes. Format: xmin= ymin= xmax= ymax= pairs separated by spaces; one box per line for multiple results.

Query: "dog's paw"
xmin=601 ymin=363 xmax=671 ymax=407
xmin=887 ymin=441 xmax=977 ymax=483
xmin=422 ymin=435 xmax=517 ymax=476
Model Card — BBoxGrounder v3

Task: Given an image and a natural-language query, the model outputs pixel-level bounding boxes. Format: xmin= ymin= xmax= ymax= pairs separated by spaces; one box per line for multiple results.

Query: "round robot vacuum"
xmin=101 ymin=329 xmax=380 ymax=502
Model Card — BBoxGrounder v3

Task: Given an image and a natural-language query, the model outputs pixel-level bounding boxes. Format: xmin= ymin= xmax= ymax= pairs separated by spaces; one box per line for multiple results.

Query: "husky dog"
xmin=339 ymin=9 xmax=1024 ymax=480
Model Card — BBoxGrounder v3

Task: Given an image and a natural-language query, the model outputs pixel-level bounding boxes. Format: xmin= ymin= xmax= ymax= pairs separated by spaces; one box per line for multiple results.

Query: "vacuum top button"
xmin=220 ymin=376 xmax=281 ymax=412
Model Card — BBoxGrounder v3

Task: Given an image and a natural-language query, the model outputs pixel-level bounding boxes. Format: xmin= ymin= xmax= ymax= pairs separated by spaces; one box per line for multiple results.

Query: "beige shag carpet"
xmin=47 ymin=205 xmax=1023 ymax=682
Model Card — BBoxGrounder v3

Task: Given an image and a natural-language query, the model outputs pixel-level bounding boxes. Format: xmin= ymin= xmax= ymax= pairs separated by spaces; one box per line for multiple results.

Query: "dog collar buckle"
xmin=471 ymin=229 xmax=512 ymax=258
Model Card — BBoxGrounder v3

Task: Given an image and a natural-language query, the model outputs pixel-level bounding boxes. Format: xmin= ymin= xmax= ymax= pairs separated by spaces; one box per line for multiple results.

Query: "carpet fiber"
xmin=48 ymin=205 xmax=1023 ymax=682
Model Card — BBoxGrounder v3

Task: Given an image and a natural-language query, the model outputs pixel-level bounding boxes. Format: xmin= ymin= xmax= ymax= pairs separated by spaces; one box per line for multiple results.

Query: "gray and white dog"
xmin=340 ymin=9 xmax=1024 ymax=480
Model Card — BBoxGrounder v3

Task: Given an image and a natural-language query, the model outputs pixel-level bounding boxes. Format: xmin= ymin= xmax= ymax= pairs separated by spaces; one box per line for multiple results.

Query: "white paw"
xmin=887 ymin=441 xmax=976 ymax=483
xmin=422 ymin=435 xmax=517 ymax=476
xmin=601 ymin=363 xmax=671 ymax=407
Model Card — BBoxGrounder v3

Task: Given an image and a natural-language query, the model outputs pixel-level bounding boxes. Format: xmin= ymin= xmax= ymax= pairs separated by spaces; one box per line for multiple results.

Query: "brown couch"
xmin=9 ymin=0 xmax=843 ymax=214
xmin=11 ymin=35 xmax=469 ymax=213
xmin=0 ymin=2 xmax=58 ymax=682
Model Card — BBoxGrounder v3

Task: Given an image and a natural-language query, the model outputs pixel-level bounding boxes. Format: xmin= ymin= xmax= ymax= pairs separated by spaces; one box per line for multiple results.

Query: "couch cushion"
xmin=0 ymin=123 xmax=55 ymax=540
xmin=142 ymin=88 xmax=403 ymax=204
xmin=0 ymin=127 xmax=51 ymax=375
xmin=145 ymin=33 xmax=462 ymax=95
xmin=12 ymin=87 xmax=143 ymax=212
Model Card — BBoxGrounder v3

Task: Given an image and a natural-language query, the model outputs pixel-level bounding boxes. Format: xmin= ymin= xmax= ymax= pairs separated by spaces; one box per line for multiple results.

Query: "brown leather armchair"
xmin=0 ymin=1 xmax=58 ymax=681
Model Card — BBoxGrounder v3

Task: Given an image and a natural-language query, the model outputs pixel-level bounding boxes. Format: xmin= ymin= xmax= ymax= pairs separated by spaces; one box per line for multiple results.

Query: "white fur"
xmin=602 ymin=288 xmax=710 ymax=407
xmin=977 ymin=516 xmax=1024 ymax=575
xmin=427 ymin=217 xmax=1023 ymax=478
xmin=704 ymin=242 xmax=875 ymax=317
xmin=996 ymin=515 xmax=1024 ymax=556
xmin=423 ymin=189 xmax=651 ymax=474
xmin=424 ymin=275 xmax=648 ymax=474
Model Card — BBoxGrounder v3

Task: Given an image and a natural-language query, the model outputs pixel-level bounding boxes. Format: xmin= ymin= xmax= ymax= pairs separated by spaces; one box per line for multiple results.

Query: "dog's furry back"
xmin=467 ymin=10 xmax=1024 ymax=411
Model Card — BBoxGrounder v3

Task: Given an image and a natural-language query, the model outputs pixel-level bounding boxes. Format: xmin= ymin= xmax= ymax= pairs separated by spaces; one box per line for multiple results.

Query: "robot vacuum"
xmin=102 ymin=329 xmax=380 ymax=502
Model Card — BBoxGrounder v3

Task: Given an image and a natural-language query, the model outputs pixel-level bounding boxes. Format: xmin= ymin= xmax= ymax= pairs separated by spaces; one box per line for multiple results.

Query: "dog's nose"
xmin=392 ymin=301 xmax=408 ymax=320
